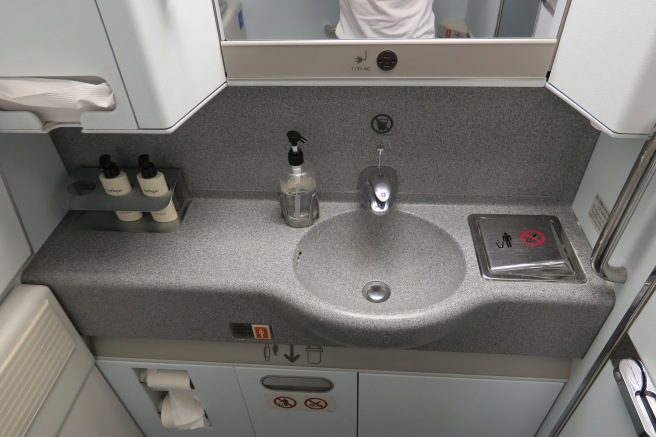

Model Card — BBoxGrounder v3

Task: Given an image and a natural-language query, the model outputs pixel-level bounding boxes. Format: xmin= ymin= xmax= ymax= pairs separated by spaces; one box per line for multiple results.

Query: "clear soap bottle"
xmin=279 ymin=131 xmax=319 ymax=228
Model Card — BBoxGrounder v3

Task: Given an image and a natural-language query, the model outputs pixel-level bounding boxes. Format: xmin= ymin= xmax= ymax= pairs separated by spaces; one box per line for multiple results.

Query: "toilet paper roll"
xmin=178 ymin=416 xmax=211 ymax=430
xmin=160 ymin=393 xmax=176 ymax=429
xmin=160 ymin=390 xmax=208 ymax=430
xmin=169 ymin=390 xmax=205 ymax=427
xmin=145 ymin=369 xmax=193 ymax=391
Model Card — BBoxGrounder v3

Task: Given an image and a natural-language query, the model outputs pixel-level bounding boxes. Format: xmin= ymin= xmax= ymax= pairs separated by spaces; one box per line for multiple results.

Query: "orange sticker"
xmin=252 ymin=324 xmax=272 ymax=339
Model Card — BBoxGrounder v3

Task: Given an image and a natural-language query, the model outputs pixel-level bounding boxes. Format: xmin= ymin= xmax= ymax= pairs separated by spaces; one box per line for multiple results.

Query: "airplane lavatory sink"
xmin=292 ymin=209 xmax=467 ymax=348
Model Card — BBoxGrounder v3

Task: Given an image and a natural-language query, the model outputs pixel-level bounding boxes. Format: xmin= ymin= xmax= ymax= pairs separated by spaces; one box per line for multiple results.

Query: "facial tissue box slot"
xmin=0 ymin=77 xmax=115 ymax=124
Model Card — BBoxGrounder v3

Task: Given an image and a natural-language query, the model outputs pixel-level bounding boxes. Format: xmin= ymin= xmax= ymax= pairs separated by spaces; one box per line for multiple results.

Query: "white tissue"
xmin=161 ymin=390 xmax=208 ymax=430
xmin=182 ymin=416 xmax=210 ymax=430
xmin=147 ymin=369 xmax=210 ymax=430
xmin=170 ymin=390 xmax=207 ymax=429
xmin=160 ymin=394 xmax=176 ymax=429
xmin=0 ymin=78 xmax=115 ymax=123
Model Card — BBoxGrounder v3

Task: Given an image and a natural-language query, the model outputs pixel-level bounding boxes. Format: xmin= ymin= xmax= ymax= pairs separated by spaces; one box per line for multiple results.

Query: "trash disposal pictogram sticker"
xmin=273 ymin=396 xmax=297 ymax=409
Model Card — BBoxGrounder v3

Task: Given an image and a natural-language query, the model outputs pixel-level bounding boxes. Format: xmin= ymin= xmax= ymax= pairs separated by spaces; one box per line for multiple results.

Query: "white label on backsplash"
xmin=589 ymin=194 xmax=611 ymax=233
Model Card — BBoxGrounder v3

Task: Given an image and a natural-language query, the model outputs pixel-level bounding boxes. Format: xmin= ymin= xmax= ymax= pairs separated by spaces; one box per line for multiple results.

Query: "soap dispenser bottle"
xmin=136 ymin=154 xmax=178 ymax=223
xmin=98 ymin=154 xmax=143 ymax=222
xmin=279 ymin=130 xmax=319 ymax=228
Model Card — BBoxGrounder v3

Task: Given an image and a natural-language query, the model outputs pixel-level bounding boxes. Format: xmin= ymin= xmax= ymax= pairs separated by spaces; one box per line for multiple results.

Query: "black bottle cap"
xmin=138 ymin=154 xmax=158 ymax=179
xmin=99 ymin=154 xmax=120 ymax=178
xmin=288 ymin=148 xmax=304 ymax=166
xmin=287 ymin=131 xmax=307 ymax=166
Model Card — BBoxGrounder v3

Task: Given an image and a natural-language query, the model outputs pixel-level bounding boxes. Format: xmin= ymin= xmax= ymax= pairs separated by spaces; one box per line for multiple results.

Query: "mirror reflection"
xmin=218 ymin=0 xmax=563 ymax=41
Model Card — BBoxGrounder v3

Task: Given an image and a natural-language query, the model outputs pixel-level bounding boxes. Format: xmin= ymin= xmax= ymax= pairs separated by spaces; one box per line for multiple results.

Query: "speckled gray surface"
xmin=35 ymin=86 xmax=609 ymax=358
xmin=23 ymin=199 xmax=614 ymax=358
xmin=50 ymin=87 xmax=599 ymax=204
xmin=295 ymin=210 xmax=466 ymax=311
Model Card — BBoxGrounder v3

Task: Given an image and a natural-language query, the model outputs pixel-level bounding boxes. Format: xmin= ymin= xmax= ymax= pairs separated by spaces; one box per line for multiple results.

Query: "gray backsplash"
xmin=50 ymin=86 xmax=599 ymax=204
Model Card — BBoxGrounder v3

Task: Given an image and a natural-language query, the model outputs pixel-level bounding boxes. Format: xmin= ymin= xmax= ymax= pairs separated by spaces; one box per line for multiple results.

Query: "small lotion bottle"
xmin=136 ymin=154 xmax=178 ymax=223
xmin=99 ymin=155 xmax=143 ymax=222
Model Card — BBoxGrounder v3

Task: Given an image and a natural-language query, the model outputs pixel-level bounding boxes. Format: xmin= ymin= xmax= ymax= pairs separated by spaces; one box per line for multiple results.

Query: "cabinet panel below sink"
xmin=359 ymin=373 xmax=564 ymax=437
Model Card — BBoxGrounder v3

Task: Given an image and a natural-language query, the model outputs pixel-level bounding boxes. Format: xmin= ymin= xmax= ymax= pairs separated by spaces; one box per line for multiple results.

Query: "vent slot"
xmin=230 ymin=323 xmax=255 ymax=339
xmin=0 ymin=301 xmax=75 ymax=436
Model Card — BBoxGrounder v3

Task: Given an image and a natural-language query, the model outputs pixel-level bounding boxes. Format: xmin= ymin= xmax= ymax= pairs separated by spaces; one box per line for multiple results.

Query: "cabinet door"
xmin=0 ymin=0 xmax=137 ymax=131
xmin=95 ymin=0 xmax=227 ymax=130
xmin=359 ymin=373 xmax=564 ymax=437
xmin=558 ymin=362 xmax=635 ymax=437
xmin=0 ymin=171 xmax=30 ymax=294
xmin=97 ymin=360 xmax=255 ymax=437
xmin=547 ymin=0 xmax=656 ymax=137
xmin=235 ymin=366 xmax=357 ymax=437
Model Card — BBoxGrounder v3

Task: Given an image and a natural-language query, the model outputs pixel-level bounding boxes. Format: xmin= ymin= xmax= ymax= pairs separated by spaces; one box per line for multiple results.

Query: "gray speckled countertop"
xmin=23 ymin=197 xmax=614 ymax=358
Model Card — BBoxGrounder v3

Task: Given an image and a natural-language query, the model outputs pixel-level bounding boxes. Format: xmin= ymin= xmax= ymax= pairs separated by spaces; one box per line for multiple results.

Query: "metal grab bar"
xmin=591 ymin=132 xmax=656 ymax=283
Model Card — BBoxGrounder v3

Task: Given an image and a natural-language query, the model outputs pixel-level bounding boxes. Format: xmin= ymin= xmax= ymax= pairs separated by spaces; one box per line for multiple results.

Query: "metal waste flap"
xmin=468 ymin=214 xmax=585 ymax=283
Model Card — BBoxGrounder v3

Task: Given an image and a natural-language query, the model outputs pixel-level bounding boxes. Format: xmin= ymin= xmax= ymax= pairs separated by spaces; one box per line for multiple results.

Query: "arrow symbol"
xmin=284 ymin=345 xmax=301 ymax=363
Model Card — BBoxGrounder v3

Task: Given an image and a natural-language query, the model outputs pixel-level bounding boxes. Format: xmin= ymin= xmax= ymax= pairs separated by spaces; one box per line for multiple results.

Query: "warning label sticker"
xmin=304 ymin=398 xmax=328 ymax=410
xmin=265 ymin=394 xmax=336 ymax=412
xmin=589 ymin=194 xmax=610 ymax=233
xmin=273 ymin=396 xmax=296 ymax=409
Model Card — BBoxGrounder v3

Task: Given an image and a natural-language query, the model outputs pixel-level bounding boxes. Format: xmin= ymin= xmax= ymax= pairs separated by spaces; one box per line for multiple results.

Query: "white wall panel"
xmin=0 ymin=133 xmax=67 ymax=252
xmin=0 ymin=165 xmax=30 ymax=297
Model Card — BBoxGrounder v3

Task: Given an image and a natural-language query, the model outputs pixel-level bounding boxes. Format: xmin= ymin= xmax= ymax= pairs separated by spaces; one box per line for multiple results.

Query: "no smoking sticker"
xmin=304 ymin=398 xmax=328 ymax=410
xmin=520 ymin=230 xmax=545 ymax=247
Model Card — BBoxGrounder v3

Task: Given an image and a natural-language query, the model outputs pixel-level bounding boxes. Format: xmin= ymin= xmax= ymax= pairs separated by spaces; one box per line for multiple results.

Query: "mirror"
xmin=215 ymin=0 xmax=568 ymax=82
xmin=218 ymin=0 xmax=565 ymax=41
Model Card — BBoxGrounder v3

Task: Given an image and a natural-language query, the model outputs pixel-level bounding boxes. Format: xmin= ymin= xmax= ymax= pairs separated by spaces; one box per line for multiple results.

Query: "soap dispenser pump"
xmin=279 ymin=130 xmax=319 ymax=228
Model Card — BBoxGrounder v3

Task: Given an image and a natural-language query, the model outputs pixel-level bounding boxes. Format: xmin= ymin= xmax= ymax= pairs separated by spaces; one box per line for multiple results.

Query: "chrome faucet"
xmin=358 ymin=146 xmax=398 ymax=215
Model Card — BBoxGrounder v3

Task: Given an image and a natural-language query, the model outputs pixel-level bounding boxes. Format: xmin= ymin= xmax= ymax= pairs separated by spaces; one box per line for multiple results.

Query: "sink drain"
xmin=362 ymin=281 xmax=391 ymax=303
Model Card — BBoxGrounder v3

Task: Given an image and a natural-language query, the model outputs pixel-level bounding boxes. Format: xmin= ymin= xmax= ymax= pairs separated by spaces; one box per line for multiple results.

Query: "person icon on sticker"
xmin=496 ymin=232 xmax=513 ymax=248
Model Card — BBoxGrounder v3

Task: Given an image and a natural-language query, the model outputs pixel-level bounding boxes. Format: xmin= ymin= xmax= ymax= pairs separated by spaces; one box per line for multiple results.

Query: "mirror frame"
xmin=222 ymin=39 xmax=557 ymax=85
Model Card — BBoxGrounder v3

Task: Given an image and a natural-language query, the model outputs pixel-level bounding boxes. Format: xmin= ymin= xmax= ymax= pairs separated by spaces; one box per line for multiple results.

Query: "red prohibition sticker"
xmin=304 ymin=398 xmax=328 ymax=410
xmin=273 ymin=396 xmax=297 ymax=409
xmin=520 ymin=230 xmax=545 ymax=247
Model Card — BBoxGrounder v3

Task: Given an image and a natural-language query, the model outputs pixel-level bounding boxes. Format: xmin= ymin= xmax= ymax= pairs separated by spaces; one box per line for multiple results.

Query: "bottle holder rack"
xmin=60 ymin=167 xmax=191 ymax=233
